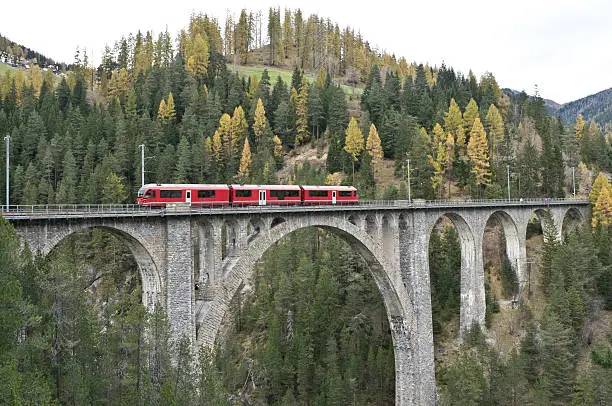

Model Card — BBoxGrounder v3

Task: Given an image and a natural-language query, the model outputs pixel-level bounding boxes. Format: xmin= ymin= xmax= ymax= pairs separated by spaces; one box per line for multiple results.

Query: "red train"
xmin=136 ymin=184 xmax=358 ymax=207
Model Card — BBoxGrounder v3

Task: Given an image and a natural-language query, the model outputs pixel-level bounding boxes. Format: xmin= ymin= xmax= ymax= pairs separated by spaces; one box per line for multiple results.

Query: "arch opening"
xmin=46 ymin=225 xmax=162 ymax=312
xmin=213 ymin=226 xmax=398 ymax=404
xmin=365 ymin=214 xmax=377 ymax=236
xmin=428 ymin=215 xmax=462 ymax=343
xmin=270 ymin=217 xmax=286 ymax=229
xmin=562 ymin=207 xmax=584 ymax=238
xmin=481 ymin=211 xmax=522 ymax=343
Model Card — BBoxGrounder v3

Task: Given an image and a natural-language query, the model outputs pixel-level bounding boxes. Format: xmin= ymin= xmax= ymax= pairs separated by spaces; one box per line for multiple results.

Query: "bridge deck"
xmin=1 ymin=198 xmax=589 ymax=220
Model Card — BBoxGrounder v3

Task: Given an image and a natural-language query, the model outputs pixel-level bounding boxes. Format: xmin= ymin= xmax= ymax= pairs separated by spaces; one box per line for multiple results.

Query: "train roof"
xmin=300 ymin=185 xmax=357 ymax=190
xmin=140 ymin=183 xmax=230 ymax=189
xmin=230 ymin=184 xmax=301 ymax=190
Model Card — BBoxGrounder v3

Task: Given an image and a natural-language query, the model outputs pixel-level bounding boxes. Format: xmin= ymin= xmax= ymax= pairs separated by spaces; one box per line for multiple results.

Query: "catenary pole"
xmin=4 ymin=135 xmax=9 ymax=207
xmin=139 ymin=144 xmax=145 ymax=187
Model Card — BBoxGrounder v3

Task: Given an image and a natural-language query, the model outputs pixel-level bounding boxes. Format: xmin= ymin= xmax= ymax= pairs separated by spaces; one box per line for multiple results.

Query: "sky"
xmin=1 ymin=0 xmax=611 ymax=104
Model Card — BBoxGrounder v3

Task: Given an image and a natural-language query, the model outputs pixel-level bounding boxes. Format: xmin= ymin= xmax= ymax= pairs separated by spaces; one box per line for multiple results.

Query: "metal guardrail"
xmin=0 ymin=198 xmax=589 ymax=219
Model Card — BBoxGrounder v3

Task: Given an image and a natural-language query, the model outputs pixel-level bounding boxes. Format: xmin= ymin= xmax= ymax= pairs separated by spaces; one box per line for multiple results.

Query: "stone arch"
xmin=483 ymin=211 xmax=523 ymax=298
xmin=561 ymin=207 xmax=584 ymax=237
xmin=531 ymin=208 xmax=558 ymax=241
xmin=197 ymin=215 xmax=423 ymax=405
xmin=196 ymin=219 xmax=216 ymax=289
xmin=247 ymin=217 xmax=265 ymax=243
xmin=222 ymin=218 xmax=239 ymax=258
xmin=43 ymin=225 xmax=163 ymax=311
xmin=382 ymin=214 xmax=395 ymax=259
xmin=427 ymin=212 xmax=482 ymax=334
xmin=347 ymin=213 xmax=360 ymax=228
xmin=365 ymin=214 xmax=377 ymax=236
xmin=270 ymin=217 xmax=286 ymax=229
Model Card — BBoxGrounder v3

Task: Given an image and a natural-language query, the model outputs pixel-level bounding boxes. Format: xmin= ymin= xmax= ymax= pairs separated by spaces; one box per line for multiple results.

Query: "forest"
xmin=0 ymin=7 xmax=611 ymax=405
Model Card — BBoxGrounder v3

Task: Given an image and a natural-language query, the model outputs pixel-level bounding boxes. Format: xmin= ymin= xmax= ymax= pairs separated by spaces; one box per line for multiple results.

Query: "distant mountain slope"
xmin=503 ymin=87 xmax=612 ymax=131
xmin=556 ymin=88 xmax=612 ymax=130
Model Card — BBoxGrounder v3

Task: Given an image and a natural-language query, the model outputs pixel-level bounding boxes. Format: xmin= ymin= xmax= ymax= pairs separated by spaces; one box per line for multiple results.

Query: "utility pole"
xmin=4 ymin=134 xmax=9 ymax=207
xmin=507 ymin=164 xmax=511 ymax=201
xmin=572 ymin=166 xmax=576 ymax=196
xmin=406 ymin=159 xmax=411 ymax=203
xmin=138 ymin=144 xmax=145 ymax=187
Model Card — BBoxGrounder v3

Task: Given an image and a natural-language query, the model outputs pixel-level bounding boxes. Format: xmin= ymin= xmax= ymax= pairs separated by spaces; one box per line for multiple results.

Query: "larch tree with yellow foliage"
xmin=253 ymin=98 xmax=267 ymax=148
xmin=237 ymin=138 xmax=252 ymax=183
xmin=591 ymin=179 xmax=611 ymax=229
xmin=444 ymin=98 xmax=465 ymax=155
xmin=185 ymin=32 xmax=210 ymax=80
xmin=344 ymin=117 xmax=364 ymax=185
xmin=463 ymin=98 xmax=479 ymax=138
xmin=467 ymin=117 xmax=491 ymax=193
xmin=485 ymin=104 xmax=504 ymax=160
xmin=365 ymin=123 xmax=383 ymax=178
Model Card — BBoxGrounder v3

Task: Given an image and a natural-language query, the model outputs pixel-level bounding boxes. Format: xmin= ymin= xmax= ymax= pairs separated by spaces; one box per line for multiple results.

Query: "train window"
xmin=235 ymin=190 xmax=253 ymax=198
xmin=144 ymin=190 xmax=155 ymax=198
xmin=270 ymin=190 xmax=299 ymax=198
xmin=198 ymin=190 xmax=216 ymax=198
xmin=309 ymin=190 xmax=329 ymax=197
xmin=339 ymin=191 xmax=352 ymax=197
xmin=160 ymin=190 xmax=182 ymax=198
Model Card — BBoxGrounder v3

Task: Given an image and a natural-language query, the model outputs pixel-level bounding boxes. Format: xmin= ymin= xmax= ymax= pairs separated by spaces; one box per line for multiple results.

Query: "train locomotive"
xmin=136 ymin=184 xmax=358 ymax=207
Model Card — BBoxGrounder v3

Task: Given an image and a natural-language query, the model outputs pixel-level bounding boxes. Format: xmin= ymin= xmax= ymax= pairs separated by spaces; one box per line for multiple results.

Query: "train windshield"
xmin=137 ymin=187 xmax=146 ymax=197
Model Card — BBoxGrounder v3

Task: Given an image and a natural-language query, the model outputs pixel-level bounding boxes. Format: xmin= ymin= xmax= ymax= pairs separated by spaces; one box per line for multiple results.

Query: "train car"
xmin=230 ymin=184 xmax=302 ymax=206
xmin=301 ymin=185 xmax=358 ymax=205
xmin=136 ymin=184 xmax=230 ymax=206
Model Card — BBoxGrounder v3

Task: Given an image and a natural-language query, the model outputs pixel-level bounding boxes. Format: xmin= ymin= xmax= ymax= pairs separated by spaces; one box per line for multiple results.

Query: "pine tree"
xmin=344 ymin=117 xmax=364 ymax=185
xmin=294 ymin=82 xmax=310 ymax=146
xmin=237 ymin=138 xmax=252 ymax=182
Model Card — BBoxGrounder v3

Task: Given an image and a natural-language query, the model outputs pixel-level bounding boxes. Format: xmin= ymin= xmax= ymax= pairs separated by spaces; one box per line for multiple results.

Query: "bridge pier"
xmin=165 ymin=217 xmax=195 ymax=344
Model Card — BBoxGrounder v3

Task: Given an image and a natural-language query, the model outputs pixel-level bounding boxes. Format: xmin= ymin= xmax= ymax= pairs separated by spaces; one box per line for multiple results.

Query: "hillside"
xmin=504 ymin=87 xmax=612 ymax=131
xmin=556 ymin=87 xmax=612 ymax=130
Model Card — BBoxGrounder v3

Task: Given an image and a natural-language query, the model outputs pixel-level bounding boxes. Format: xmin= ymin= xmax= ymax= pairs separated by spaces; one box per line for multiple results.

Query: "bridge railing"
xmin=0 ymin=197 xmax=589 ymax=217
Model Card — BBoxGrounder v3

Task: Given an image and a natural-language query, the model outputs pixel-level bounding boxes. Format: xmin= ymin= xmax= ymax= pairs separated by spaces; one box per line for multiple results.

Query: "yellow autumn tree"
xmin=237 ymin=138 xmax=252 ymax=182
xmin=272 ymin=135 xmax=283 ymax=159
xmin=165 ymin=92 xmax=176 ymax=122
xmin=589 ymin=172 xmax=609 ymax=203
xmin=217 ymin=113 xmax=233 ymax=158
xmin=575 ymin=114 xmax=585 ymax=141
xmin=429 ymin=124 xmax=449 ymax=198
xmin=485 ymin=104 xmax=504 ymax=159
xmin=592 ymin=180 xmax=611 ymax=229
xmin=253 ymin=98 xmax=267 ymax=140
xmin=344 ymin=117 xmax=364 ymax=185
xmin=157 ymin=99 xmax=167 ymax=120
xmin=365 ymin=123 xmax=383 ymax=177
xmin=185 ymin=32 xmax=210 ymax=78
xmin=444 ymin=98 xmax=465 ymax=155
xmin=231 ymin=106 xmax=248 ymax=148
xmin=463 ymin=98 xmax=479 ymax=137
xmin=467 ymin=116 xmax=491 ymax=190
xmin=212 ymin=131 xmax=223 ymax=166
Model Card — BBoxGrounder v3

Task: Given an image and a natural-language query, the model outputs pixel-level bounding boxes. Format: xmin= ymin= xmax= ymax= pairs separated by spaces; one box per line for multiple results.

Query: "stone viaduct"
xmin=5 ymin=199 xmax=589 ymax=405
